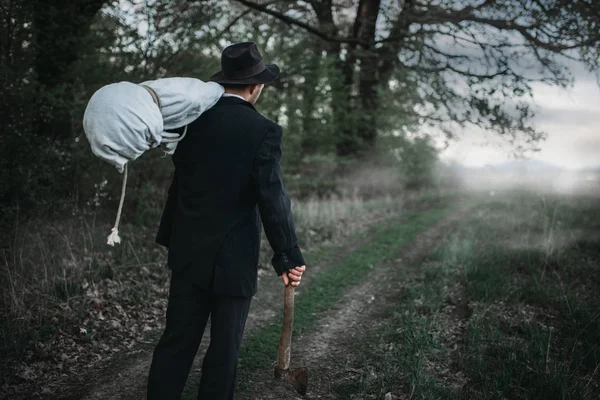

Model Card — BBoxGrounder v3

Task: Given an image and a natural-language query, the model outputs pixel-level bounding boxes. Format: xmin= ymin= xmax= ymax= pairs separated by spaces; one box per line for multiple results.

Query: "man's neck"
xmin=222 ymin=92 xmax=248 ymax=102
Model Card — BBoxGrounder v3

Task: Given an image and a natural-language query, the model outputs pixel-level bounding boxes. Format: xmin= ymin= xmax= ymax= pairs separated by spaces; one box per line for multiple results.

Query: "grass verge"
xmin=331 ymin=192 xmax=600 ymax=399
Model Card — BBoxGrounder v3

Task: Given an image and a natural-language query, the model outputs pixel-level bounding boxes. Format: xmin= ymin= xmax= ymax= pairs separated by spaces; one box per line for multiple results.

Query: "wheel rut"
xmin=237 ymin=206 xmax=472 ymax=400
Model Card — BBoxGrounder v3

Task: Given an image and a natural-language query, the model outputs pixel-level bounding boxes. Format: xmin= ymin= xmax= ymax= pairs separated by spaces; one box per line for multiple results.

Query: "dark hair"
xmin=221 ymin=83 xmax=253 ymax=90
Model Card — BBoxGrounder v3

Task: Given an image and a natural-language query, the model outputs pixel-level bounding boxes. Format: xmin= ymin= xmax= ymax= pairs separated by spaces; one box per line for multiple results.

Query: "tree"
xmin=0 ymin=0 xmax=109 ymax=218
xmin=228 ymin=0 xmax=600 ymax=157
xmin=0 ymin=0 xmax=222 ymax=216
xmin=33 ymin=0 xmax=108 ymax=140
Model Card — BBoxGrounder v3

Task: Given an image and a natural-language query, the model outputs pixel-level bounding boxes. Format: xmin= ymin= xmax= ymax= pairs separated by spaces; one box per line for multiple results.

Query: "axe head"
xmin=274 ymin=366 xmax=309 ymax=396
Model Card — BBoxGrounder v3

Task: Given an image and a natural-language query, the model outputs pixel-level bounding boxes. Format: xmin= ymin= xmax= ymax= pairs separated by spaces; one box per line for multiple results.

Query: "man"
xmin=147 ymin=42 xmax=306 ymax=399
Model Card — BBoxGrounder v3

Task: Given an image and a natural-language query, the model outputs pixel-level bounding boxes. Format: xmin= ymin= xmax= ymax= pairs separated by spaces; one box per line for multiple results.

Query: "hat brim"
xmin=209 ymin=64 xmax=280 ymax=85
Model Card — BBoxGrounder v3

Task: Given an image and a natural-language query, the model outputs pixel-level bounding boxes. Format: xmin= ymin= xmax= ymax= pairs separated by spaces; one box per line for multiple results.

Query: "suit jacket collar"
xmin=214 ymin=96 xmax=256 ymax=111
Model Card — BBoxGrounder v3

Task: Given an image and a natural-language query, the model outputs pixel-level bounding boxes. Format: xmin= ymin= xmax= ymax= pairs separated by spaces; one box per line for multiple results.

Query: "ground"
xmin=4 ymin=190 xmax=600 ymax=400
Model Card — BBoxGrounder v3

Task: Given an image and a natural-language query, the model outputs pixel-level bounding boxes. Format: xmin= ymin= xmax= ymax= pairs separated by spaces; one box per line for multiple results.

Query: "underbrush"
xmin=0 ymin=192 xmax=403 ymax=397
xmin=338 ymin=192 xmax=600 ymax=399
xmin=0 ymin=215 xmax=170 ymax=396
xmin=290 ymin=193 xmax=393 ymax=247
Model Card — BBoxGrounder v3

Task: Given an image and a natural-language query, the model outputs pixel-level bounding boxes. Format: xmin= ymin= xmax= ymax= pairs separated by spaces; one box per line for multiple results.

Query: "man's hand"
xmin=281 ymin=265 xmax=306 ymax=287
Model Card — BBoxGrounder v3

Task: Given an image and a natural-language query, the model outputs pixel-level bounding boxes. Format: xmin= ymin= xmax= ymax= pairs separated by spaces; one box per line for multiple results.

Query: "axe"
xmin=274 ymin=284 xmax=308 ymax=396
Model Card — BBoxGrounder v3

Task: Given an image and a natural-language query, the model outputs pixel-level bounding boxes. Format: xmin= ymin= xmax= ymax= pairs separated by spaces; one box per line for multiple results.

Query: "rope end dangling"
xmin=107 ymin=227 xmax=121 ymax=246
xmin=106 ymin=164 xmax=128 ymax=246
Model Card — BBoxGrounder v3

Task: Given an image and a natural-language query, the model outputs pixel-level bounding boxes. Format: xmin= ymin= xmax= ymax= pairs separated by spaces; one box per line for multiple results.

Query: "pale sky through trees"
xmin=440 ymin=63 xmax=600 ymax=171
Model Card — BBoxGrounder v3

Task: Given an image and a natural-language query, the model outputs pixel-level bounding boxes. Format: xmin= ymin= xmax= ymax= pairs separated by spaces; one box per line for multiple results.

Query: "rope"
xmin=161 ymin=124 xmax=188 ymax=143
xmin=141 ymin=84 xmax=161 ymax=108
xmin=141 ymin=84 xmax=188 ymax=146
xmin=107 ymin=163 xmax=128 ymax=246
xmin=106 ymin=85 xmax=186 ymax=246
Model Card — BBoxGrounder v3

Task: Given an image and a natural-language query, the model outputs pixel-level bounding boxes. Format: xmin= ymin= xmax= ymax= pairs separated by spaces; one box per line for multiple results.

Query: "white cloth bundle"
xmin=82 ymin=77 xmax=225 ymax=245
xmin=83 ymin=78 xmax=224 ymax=172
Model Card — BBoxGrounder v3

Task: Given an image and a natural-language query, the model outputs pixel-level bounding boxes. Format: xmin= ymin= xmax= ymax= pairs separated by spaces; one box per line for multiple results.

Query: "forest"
xmin=1 ymin=1 xmax=599 ymax=399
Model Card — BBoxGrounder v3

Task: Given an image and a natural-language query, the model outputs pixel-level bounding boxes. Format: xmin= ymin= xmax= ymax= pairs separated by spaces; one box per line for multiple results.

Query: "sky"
xmin=440 ymin=64 xmax=600 ymax=171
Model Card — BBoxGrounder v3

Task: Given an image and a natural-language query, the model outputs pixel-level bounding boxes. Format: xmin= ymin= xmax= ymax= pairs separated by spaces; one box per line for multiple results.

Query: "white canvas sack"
xmin=83 ymin=77 xmax=224 ymax=245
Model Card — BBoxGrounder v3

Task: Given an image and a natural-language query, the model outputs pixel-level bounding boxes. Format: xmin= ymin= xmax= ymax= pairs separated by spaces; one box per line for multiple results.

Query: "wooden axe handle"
xmin=277 ymin=284 xmax=295 ymax=371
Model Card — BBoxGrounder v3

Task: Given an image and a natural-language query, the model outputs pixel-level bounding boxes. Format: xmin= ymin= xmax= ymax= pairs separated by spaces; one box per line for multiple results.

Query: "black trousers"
xmin=147 ymin=270 xmax=252 ymax=400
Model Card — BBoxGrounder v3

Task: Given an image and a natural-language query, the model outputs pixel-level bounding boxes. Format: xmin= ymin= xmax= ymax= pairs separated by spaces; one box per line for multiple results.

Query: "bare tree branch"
xmin=232 ymin=0 xmax=365 ymax=44
xmin=213 ymin=8 xmax=253 ymax=40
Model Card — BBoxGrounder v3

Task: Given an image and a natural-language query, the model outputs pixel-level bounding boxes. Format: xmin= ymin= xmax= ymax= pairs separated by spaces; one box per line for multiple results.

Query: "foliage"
xmin=231 ymin=0 xmax=600 ymax=155
xmin=3 ymin=0 xmax=597 ymax=221
xmin=380 ymin=133 xmax=440 ymax=189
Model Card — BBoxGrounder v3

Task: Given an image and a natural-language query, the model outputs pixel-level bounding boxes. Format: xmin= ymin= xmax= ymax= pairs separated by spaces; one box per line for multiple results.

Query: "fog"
xmin=446 ymin=162 xmax=600 ymax=197
xmin=440 ymin=62 xmax=600 ymax=172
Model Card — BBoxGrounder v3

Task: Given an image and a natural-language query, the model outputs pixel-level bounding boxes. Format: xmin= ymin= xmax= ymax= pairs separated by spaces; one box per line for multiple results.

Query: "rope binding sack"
xmin=83 ymin=78 xmax=224 ymax=246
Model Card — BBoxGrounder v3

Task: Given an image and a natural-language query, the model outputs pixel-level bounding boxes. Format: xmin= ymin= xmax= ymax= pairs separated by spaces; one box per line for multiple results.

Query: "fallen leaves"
xmin=2 ymin=258 xmax=170 ymax=399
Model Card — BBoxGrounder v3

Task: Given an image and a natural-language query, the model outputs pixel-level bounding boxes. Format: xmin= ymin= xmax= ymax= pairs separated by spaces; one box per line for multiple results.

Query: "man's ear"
xmin=249 ymin=84 xmax=261 ymax=95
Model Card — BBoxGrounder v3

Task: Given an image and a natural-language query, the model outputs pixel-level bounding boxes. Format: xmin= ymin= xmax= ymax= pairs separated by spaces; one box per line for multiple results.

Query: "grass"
xmin=0 ymin=191 xmax=409 ymax=396
xmin=293 ymin=193 xmax=382 ymax=227
xmin=329 ymin=237 xmax=467 ymax=399
xmin=181 ymin=205 xmax=453 ymax=398
xmin=333 ymin=192 xmax=600 ymax=399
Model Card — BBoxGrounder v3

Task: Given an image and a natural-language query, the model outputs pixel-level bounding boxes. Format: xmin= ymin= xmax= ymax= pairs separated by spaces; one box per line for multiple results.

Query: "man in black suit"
xmin=146 ymin=42 xmax=306 ymax=400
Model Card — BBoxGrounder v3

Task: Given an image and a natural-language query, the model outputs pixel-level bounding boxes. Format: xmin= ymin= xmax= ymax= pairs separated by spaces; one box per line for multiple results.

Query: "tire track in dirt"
xmin=237 ymin=205 xmax=473 ymax=400
xmin=58 ymin=208 xmax=400 ymax=400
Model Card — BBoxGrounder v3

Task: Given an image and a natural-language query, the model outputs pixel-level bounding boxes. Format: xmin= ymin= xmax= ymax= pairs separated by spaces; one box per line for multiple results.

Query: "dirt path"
xmin=57 ymin=208 xmax=399 ymax=400
xmin=237 ymin=206 xmax=472 ymax=400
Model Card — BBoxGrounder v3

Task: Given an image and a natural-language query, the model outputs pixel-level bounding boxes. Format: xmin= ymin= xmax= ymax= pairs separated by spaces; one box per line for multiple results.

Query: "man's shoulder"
xmin=188 ymin=98 xmax=280 ymax=142
xmin=253 ymin=111 xmax=281 ymax=135
xmin=230 ymin=102 xmax=277 ymax=125
xmin=220 ymin=101 xmax=280 ymax=133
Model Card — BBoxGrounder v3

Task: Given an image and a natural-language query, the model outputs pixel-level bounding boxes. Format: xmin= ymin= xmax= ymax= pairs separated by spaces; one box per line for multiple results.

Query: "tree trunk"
xmin=300 ymin=40 xmax=324 ymax=154
xmin=331 ymin=52 xmax=357 ymax=157
xmin=345 ymin=0 xmax=381 ymax=156
xmin=33 ymin=0 xmax=106 ymax=140
xmin=309 ymin=0 xmax=357 ymax=157
xmin=357 ymin=51 xmax=379 ymax=150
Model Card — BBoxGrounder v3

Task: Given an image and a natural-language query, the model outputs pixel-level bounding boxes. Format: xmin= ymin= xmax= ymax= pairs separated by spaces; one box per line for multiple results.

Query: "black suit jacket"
xmin=155 ymin=96 xmax=305 ymax=297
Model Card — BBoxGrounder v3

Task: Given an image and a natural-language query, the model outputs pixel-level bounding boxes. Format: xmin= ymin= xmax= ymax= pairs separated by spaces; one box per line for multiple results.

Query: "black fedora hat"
xmin=209 ymin=42 xmax=280 ymax=85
